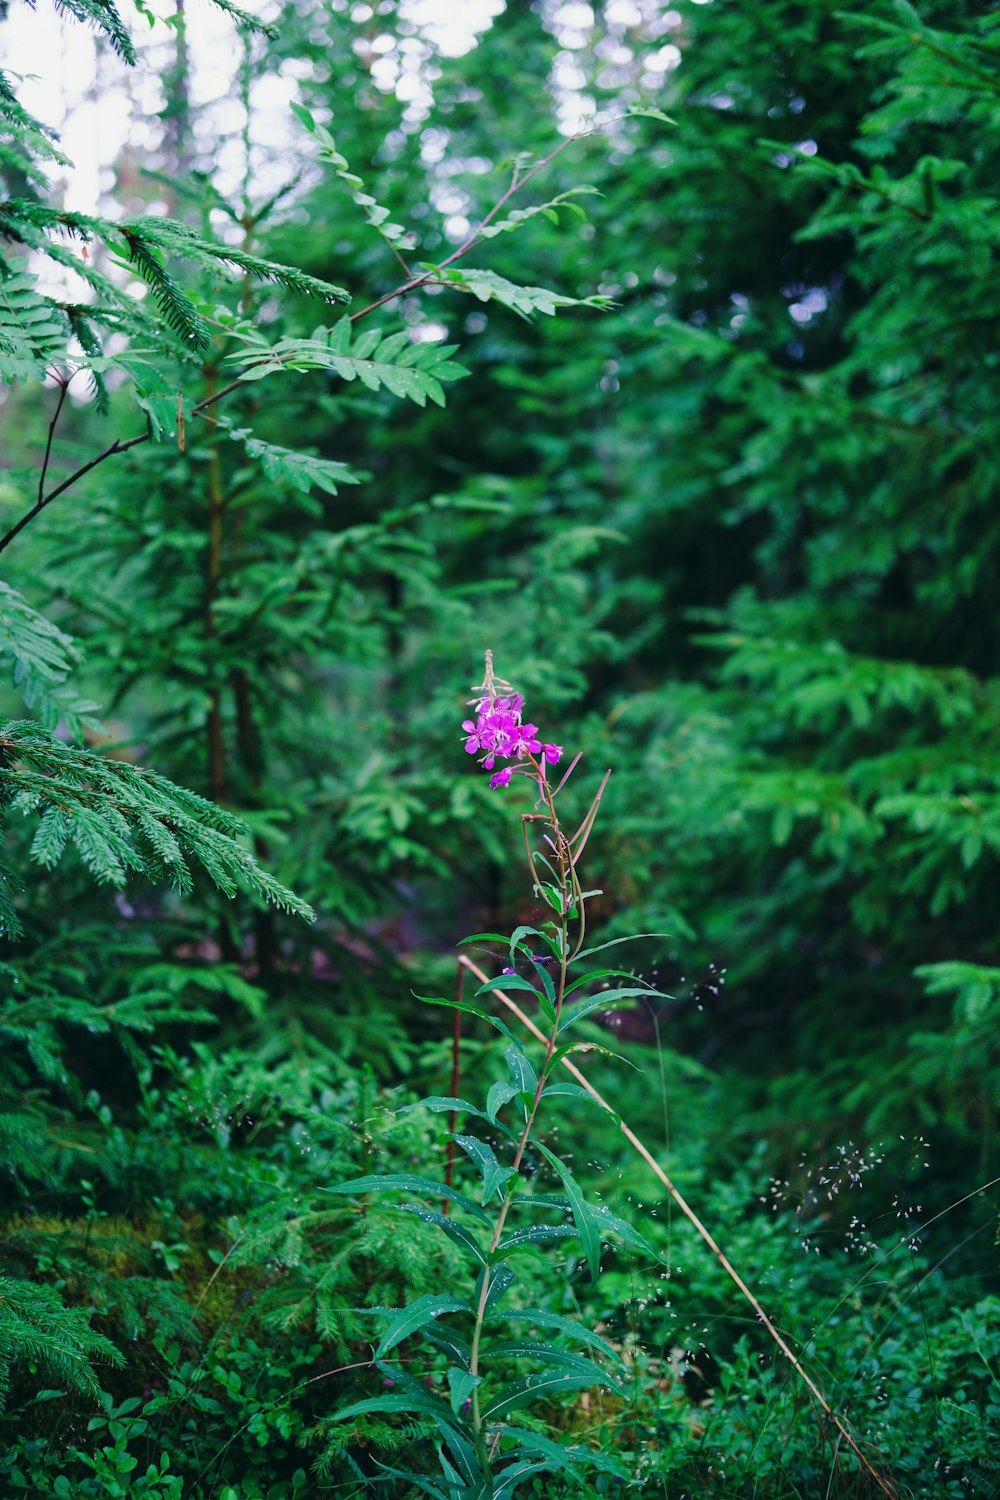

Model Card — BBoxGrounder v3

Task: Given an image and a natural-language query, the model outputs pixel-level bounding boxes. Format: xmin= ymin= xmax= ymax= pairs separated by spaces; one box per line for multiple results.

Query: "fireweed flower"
xmin=463 ymin=654 xmax=562 ymax=789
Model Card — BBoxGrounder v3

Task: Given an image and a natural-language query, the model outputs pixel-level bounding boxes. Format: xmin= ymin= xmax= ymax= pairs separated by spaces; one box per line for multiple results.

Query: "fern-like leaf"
xmin=0 ymin=266 xmax=69 ymax=382
xmin=428 ymin=266 xmax=613 ymax=321
xmin=0 ymin=582 xmax=103 ymax=738
xmin=222 ymin=423 xmax=363 ymax=495
xmin=475 ymin=186 xmax=601 ymax=240
xmin=291 ymin=102 xmax=414 ymax=251
xmin=230 ymin=318 xmax=469 ymax=407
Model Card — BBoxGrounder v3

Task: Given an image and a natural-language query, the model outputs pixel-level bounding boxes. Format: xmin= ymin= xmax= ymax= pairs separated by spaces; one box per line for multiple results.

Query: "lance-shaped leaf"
xmin=374 ymin=1294 xmax=472 ymax=1358
xmin=558 ymin=984 xmax=667 ymax=1033
xmin=498 ymin=1309 xmax=625 ymax=1367
xmin=327 ymin=1388 xmax=450 ymax=1424
xmin=502 ymin=1427 xmax=629 ymax=1479
xmin=572 ymin=931 xmax=672 ymax=962
xmin=480 ymin=1341 xmax=613 ymax=1383
xmin=534 ymin=1143 xmax=601 ymax=1279
xmin=505 ymin=1043 xmax=537 ymax=1096
xmin=493 ymin=1461 xmax=549 ymax=1500
xmin=486 ymin=1080 xmax=521 ymax=1125
xmin=396 ymin=1203 xmax=487 ymax=1264
xmin=431 ymin=1415 xmax=483 ymax=1488
xmin=476 ymin=970 xmax=555 ymax=1026
xmin=423 ymin=1322 xmax=473 ymax=1371
xmin=452 ymin=1135 xmax=517 ymax=1205
xmin=413 ymin=992 xmax=522 ymax=1048
xmin=475 ymin=1261 xmax=516 ymax=1320
xmin=323 ymin=1174 xmax=490 ymax=1224
xmin=564 ymin=966 xmax=648 ymax=995
xmin=446 ymin=1366 xmax=481 ymax=1417
xmin=481 ymin=1365 xmax=619 ymax=1421
xmin=538 ymin=1080 xmax=619 ymax=1123
xmin=496 ymin=1223 xmax=578 ymax=1256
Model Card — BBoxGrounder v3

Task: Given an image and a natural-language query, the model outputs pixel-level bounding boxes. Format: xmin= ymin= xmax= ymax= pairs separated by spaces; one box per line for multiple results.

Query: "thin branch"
xmin=0 ymin=120 xmax=613 ymax=556
xmin=457 ymin=952 xmax=899 ymax=1500
xmin=37 ymin=376 xmax=69 ymax=504
xmin=348 ymin=128 xmax=590 ymax=322
xmin=0 ymin=430 xmax=150 ymax=556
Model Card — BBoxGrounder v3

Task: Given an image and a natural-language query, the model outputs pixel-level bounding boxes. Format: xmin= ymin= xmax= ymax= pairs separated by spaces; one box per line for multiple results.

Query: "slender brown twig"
xmin=37 ymin=376 xmax=69 ymax=504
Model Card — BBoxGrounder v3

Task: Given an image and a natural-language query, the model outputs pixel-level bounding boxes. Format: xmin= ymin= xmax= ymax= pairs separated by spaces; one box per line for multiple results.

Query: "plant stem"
xmin=467 ymin=761 xmax=572 ymax=1474
xmin=459 ymin=954 xmax=899 ymax=1500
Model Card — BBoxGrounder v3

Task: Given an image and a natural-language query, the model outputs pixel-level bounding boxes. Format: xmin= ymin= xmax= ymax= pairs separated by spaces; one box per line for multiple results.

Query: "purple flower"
xmin=463 ymin=658 xmax=563 ymax=789
xmin=508 ymin=722 xmax=542 ymax=759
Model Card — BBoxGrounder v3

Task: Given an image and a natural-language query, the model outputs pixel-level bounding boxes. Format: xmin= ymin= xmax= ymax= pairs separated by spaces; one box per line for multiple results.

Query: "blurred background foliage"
xmin=1 ymin=0 xmax=998 ymax=1493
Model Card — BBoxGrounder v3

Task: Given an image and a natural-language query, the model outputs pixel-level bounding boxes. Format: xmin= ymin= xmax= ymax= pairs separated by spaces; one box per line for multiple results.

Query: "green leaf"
xmin=395 ymin=1204 xmax=488 ymax=1264
xmin=323 ymin=1174 xmax=490 ymax=1224
xmin=481 ymin=1341 xmax=612 ymax=1383
xmin=431 ymin=267 xmax=612 ymax=321
xmin=476 ymin=973 xmax=546 ymax=1001
xmin=413 ymin=993 xmax=522 ymax=1047
xmin=564 ymin=967 xmax=644 ymax=996
xmin=508 ymin=923 xmax=546 ymax=957
xmin=327 ymin=1390 xmax=449 ymax=1424
xmin=534 ymin=1142 xmax=601 ymax=1279
xmin=229 ymin=319 xmax=469 ymax=407
xmin=446 ymin=1366 xmax=481 ymax=1417
xmin=452 ymin=1135 xmax=517 ymax=1204
xmin=538 ymin=1080 xmax=619 ymax=1122
xmin=505 ymin=1042 xmax=537 ymax=1097
xmin=499 ymin=1310 xmax=625 ymax=1367
xmin=476 ymin=1261 xmax=516 ymax=1320
xmin=423 ymin=1323 xmax=473 ymax=1371
xmin=572 ymin=932 xmax=672 ymax=962
xmin=474 ymin=187 xmax=602 ymax=241
xmin=477 ymin=967 xmax=556 ymax=1023
xmin=0 ymin=720 xmax=314 ymax=929
xmin=226 ymin=426 xmax=363 ymax=495
xmin=481 ymin=1366 xmax=618 ymax=1421
xmin=626 ymin=107 xmax=676 ymax=124
xmin=136 ymin=389 xmax=184 ymax=441
xmin=503 ymin=1427 xmax=629 ymax=1479
xmin=0 ymin=582 xmax=101 ymax=738
xmin=496 ymin=1223 xmax=578 ymax=1255
xmin=558 ymin=985 xmax=664 ymax=1033
xmin=486 ymin=1080 xmax=522 ymax=1125
xmin=374 ymin=1294 xmax=471 ymax=1358
xmin=399 ymin=1094 xmax=498 ymax=1128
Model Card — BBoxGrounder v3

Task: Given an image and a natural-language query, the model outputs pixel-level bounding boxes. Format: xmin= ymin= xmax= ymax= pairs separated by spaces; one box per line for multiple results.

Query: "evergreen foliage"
xmin=0 ymin=1273 xmax=124 ymax=1407
xmin=0 ymin=0 xmax=998 ymax=1493
xmin=0 ymin=720 xmax=314 ymax=934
